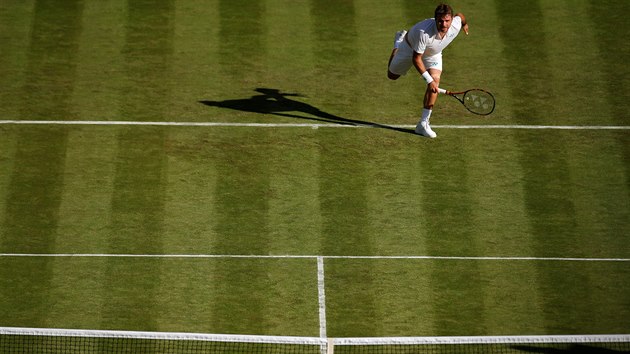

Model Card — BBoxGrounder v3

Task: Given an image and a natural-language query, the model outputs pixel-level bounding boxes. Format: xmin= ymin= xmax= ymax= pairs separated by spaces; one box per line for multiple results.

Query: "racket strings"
xmin=463 ymin=91 xmax=495 ymax=115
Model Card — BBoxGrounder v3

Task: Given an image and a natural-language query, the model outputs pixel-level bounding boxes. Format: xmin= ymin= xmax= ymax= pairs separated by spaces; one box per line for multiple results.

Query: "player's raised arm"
xmin=455 ymin=12 xmax=469 ymax=35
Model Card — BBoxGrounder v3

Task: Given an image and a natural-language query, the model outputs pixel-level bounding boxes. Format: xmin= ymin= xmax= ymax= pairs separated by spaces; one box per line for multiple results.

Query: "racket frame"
xmin=438 ymin=88 xmax=496 ymax=116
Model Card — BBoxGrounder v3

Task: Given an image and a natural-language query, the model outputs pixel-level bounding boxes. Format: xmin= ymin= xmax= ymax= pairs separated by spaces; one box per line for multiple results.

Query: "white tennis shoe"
xmin=415 ymin=119 xmax=437 ymax=138
xmin=394 ymin=30 xmax=407 ymax=48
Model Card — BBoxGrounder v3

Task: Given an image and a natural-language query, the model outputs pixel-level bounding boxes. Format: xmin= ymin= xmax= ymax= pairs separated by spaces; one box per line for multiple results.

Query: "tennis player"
xmin=387 ymin=4 xmax=468 ymax=138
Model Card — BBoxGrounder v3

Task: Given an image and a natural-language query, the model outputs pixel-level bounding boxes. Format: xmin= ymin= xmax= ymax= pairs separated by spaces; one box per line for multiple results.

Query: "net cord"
xmin=1 ymin=327 xmax=628 ymax=347
xmin=334 ymin=334 xmax=630 ymax=346
xmin=0 ymin=327 xmax=326 ymax=345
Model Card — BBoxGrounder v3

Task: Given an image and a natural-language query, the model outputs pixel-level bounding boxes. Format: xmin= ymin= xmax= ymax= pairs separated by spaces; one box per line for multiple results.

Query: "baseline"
xmin=1 ymin=120 xmax=629 ymax=130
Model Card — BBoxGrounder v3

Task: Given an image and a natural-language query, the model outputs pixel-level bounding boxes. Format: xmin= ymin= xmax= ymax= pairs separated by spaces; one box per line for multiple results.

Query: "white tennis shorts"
xmin=389 ymin=41 xmax=442 ymax=76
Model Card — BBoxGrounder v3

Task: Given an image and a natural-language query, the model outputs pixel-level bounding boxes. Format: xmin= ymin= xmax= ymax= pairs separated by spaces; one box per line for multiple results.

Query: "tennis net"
xmin=1 ymin=327 xmax=629 ymax=353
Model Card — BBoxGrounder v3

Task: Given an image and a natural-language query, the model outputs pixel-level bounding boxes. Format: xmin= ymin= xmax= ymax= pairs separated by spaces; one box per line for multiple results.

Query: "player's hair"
xmin=434 ymin=3 xmax=453 ymax=19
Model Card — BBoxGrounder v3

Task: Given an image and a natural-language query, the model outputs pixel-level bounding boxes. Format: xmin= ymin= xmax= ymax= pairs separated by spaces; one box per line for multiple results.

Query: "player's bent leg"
xmin=388 ymin=70 xmax=400 ymax=80
xmin=393 ymin=30 xmax=407 ymax=48
xmin=387 ymin=49 xmax=401 ymax=80
xmin=388 ymin=32 xmax=411 ymax=80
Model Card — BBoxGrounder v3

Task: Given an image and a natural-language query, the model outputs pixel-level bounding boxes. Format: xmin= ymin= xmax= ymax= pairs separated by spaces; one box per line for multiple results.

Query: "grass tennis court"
xmin=1 ymin=0 xmax=629 ymax=342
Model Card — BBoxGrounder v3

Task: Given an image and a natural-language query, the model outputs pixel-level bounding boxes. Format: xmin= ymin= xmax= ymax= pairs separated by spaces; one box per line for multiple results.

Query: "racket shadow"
xmin=199 ymin=88 xmax=416 ymax=135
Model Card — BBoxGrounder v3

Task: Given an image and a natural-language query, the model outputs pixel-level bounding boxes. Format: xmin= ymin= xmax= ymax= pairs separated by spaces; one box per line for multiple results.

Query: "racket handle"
xmin=437 ymin=88 xmax=447 ymax=94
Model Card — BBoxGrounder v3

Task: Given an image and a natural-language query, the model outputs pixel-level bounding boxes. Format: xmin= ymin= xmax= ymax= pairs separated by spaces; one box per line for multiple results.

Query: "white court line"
xmin=317 ymin=257 xmax=327 ymax=339
xmin=0 ymin=254 xmax=628 ymax=262
xmin=0 ymin=120 xmax=628 ymax=130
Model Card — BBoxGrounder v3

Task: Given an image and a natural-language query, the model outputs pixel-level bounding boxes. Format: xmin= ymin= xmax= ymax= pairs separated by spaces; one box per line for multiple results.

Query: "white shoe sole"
xmin=415 ymin=122 xmax=437 ymax=138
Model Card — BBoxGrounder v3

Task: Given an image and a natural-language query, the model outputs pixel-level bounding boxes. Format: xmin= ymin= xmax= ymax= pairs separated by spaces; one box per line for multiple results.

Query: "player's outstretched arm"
xmin=455 ymin=12 xmax=469 ymax=35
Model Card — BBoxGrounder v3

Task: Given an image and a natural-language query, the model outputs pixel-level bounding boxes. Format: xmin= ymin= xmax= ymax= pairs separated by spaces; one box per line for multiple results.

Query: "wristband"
xmin=422 ymin=71 xmax=434 ymax=84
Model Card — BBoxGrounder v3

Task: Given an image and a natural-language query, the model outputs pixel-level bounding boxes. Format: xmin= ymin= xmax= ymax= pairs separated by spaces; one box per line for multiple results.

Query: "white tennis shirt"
xmin=407 ymin=16 xmax=462 ymax=57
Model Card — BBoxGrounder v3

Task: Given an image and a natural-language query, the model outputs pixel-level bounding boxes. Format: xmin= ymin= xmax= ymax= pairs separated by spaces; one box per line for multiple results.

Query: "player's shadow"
xmin=199 ymin=88 xmax=415 ymax=135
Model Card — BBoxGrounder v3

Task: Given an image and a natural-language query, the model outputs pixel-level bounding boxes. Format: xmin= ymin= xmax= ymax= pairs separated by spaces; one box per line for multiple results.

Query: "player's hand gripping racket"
xmin=438 ymin=88 xmax=495 ymax=115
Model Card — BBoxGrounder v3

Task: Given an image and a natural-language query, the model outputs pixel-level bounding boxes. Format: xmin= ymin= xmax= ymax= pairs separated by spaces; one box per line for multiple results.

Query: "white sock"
xmin=421 ymin=108 xmax=432 ymax=122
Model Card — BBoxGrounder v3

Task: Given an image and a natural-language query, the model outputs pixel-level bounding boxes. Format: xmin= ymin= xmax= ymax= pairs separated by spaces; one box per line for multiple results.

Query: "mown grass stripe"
xmin=162 ymin=129 xmax=218 ymax=254
xmin=98 ymin=0 xmax=175 ymax=333
xmin=589 ymin=0 xmax=630 ymax=126
xmin=210 ymin=133 xmax=273 ymax=333
xmin=265 ymin=129 xmax=322 ymax=255
xmin=309 ymin=109 xmax=382 ymax=337
xmin=311 ymin=0 xmax=359 ymax=112
xmin=71 ymin=0 xmax=126 ymax=121
xmin=419 ymin=135 xmax=487 ymax=335
xmin=0 ymin=128 xmax=17 ymax=240
xmin=310 ymin=1 xmax=378 ymax=337
xmin=55 ymin=128 xmax=117 ymax=252
xmin=542 ymin=2 xmax=605 ymax=124
xmin=0 ymin=0 xmax=35 ymax=120
xmin=463 ymin=130 xmax=543 ymax=333
xmin=218 ymin=0 xmax=266 ymax=76
xmin=0 ymin=0 xmax=83 ymax=328
xmin=50 ymin=128 xmax=117 ymax=329
xmin=171 ymin=0 xmax=218 ymax=123
xmin=208 ymin=0 xmax=274 ymax=336
xmin=496 ymin=0 xmax=613 ymax=333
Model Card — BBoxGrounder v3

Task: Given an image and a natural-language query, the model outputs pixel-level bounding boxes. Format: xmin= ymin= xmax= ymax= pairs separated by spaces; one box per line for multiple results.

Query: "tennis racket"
xmin=438 ymin=88 xmax=495 ymax=115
